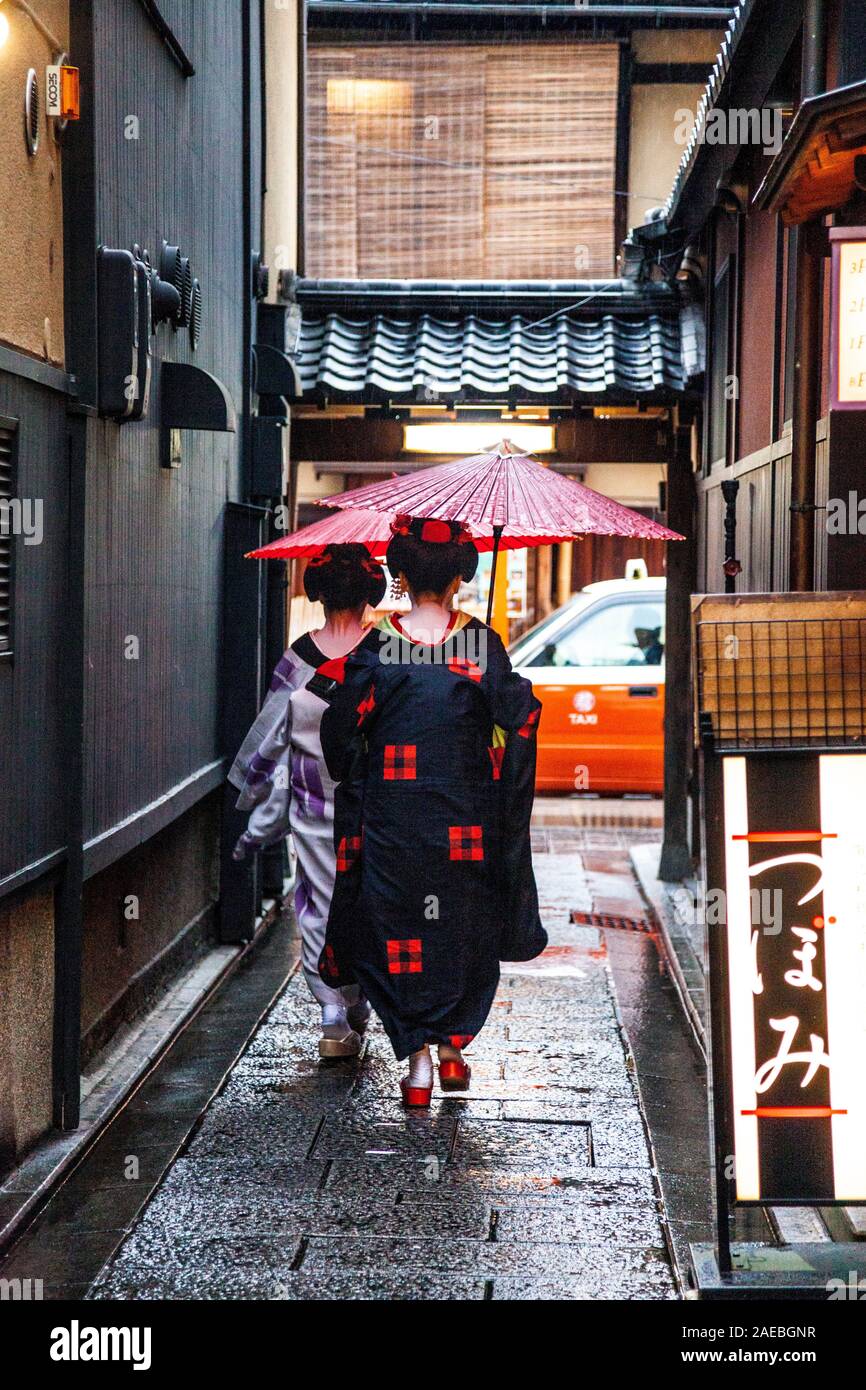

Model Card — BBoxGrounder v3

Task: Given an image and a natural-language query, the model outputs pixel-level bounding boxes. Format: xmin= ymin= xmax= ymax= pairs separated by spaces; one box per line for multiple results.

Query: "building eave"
xmin=294 ymin=277 xmax=681 ymax=317
xmin=754 ymin=78 xmax=866 ymax=225
xmin=655 ymin=0 xmax=801 ymax=238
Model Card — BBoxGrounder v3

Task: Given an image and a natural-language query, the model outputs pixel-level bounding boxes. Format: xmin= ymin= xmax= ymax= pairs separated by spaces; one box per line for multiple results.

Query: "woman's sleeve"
xmin=229 ymin=656 xmax=297 ymax=859
xmin=319 ymin=643 xmax=382 ymax=785
xmin=482 ymin=627 xmax=547 ymax=962
xmin=233 ymin=733 xmax=292 ymax=857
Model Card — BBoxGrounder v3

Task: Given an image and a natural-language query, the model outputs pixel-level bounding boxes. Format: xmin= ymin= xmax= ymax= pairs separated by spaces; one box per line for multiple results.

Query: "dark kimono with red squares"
xmin=317 ymin=615 xmax=546 ymax=1060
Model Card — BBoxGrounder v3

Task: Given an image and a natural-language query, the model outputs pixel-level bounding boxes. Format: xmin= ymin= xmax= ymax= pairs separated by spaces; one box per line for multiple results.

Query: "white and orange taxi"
xmin=509 ymin=578 xmax=666 ymax=794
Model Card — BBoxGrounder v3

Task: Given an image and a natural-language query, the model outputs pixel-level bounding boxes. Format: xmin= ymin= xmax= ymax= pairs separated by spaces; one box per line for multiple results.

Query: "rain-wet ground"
xmin=1 ymin=800 xmax=713 ymax=1300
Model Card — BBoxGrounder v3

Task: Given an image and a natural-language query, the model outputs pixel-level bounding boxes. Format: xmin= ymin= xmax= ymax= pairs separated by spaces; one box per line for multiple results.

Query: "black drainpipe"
xmin=54 ymin=0 xmax=98 ymax=1130
xmin=789 ymin=0 xmax=827 ymax=593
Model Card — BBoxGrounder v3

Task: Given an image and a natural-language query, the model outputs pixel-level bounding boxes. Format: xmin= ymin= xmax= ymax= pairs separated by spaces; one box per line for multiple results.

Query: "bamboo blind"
xmin=305 ymin=44 xmax=620 ymax=279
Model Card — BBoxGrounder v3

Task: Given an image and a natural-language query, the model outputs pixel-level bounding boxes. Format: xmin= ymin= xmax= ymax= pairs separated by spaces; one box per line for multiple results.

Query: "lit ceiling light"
xmin=403 ymin=423 xmax=554 ymax=456
xmin=0 ymin=10 xmax=9 ymax=47
xmin=326 ymin=79 xmax=411 ymax=116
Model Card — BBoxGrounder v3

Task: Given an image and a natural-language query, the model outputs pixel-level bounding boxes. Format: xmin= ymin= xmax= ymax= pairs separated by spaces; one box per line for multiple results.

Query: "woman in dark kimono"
xmin=317 ymin=517 xmax=547 ymax=1107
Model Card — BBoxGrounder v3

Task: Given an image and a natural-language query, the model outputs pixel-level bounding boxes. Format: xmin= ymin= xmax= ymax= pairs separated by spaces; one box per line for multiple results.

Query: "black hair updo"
xmin=385 ymin=517 xmax=478 ymax=596
xmin=303 ymin=543 xmax=386 ymax=610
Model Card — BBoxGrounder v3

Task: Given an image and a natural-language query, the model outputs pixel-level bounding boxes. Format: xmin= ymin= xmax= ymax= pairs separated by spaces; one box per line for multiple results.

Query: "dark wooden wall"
xmin=83 ymin=0 xmax=247 ymax=845
xmin=570 ymin=534 xmax=667 ymax=590
xmin=0 ymin=375 xmax=69 ymax=886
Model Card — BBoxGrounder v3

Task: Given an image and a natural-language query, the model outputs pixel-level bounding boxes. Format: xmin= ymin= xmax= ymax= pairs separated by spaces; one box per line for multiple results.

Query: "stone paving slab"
xmin=299 ymin=1235 xmax=674 ymax=1297
xmin=157 ymin=1156 xmax=328 ymax=1193
xmin=493 ymin=1203 xmax=664 ymax=1245
xmin=489 ymin=1279 xmax=676 ymax=1301
xmin=90 ymin=826 xmax=677 ymax=1302
xmin=138 ymin=1188 xmax=494 ymax=1240
xmin=451 ymin=1118 xmax=592 ymax=1166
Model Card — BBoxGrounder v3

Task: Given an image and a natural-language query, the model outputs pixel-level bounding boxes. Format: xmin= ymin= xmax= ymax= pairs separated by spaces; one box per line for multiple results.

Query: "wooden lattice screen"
xmin=305 ymin=43 xmax=620 ymax=280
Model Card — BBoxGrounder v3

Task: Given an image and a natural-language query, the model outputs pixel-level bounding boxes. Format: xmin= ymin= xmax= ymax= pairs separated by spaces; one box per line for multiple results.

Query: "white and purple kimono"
xmin=228 ymin=633 xmax=362 ymax=1009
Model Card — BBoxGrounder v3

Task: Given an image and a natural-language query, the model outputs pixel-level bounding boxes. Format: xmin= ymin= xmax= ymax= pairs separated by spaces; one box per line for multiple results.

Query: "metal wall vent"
xmin=189 ymin=278 xmax=202 ymax=351
xmin=24 ymin=68 xmax=39 ymax=156
xmin=0 ymin=422 xmax=17 ymax=655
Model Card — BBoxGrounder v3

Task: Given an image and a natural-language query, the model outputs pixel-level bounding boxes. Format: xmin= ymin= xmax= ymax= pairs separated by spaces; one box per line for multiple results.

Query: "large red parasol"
xmin=316 ymin=440 xmax=683 ymax=620
xmin=246 ymin=503 xmax=568 ymax=560
xmin=318 ymin=440 xmax=683 ymax=544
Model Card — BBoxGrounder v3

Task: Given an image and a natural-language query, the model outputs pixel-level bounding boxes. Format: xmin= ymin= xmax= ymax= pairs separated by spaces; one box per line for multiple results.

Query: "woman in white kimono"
xmin=229 ymin=545 xmax=387 ymax=1058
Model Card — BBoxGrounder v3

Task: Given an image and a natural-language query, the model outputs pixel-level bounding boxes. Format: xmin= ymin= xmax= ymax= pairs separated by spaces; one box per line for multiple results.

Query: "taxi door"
xmin=521 ymin=593 xmax=665 ymax=793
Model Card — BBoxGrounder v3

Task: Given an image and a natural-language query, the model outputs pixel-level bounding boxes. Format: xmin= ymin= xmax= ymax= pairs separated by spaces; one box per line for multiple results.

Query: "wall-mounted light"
xmin=403 ymin=423 xmax=555 ymax=456
xmin=714 ymin=177 xmax=748 ymax=216
xmin=676 ymin=244 xmax=705 ymax=294
xmin=0 ymin=0 xmax=64 ymax=55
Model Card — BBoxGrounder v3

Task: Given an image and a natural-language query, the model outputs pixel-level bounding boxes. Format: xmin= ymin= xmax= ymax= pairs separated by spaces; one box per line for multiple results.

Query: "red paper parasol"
xmin=246 ymin=504 xmax=566 ymax=560
xmin=316 ymin=440 xmax=683 ymax=620
xmin=318 ymin=440 xmax=682 ymax=543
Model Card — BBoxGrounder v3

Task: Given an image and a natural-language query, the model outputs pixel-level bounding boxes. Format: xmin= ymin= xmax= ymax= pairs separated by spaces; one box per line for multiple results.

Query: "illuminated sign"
xmin=831 ymin=227 xmax=866 ymax=410
xmin=717 ymin=752 xmax=866 ymax=1203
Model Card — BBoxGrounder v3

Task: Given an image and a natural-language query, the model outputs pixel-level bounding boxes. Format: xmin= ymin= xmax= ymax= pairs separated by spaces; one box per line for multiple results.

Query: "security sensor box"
xmin=251 ymin=415 xmax=286 ymax=498
xmin=46 ymin=65 xmax=80 ymax=120
xmin=97 ymin=248 xmax=142 ymax=421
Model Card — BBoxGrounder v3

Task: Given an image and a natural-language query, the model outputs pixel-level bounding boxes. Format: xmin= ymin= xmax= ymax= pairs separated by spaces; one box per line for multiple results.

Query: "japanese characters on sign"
xmin=721 ymin=753 xmax=866 ymax=1203
xmin=831 ymin=228 xmax=866 ymax=410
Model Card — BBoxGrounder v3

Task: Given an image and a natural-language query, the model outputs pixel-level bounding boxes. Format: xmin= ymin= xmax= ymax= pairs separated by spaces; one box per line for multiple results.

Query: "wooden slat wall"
xmin=699 ymin=452 xmax=795 ymax=596
xmin=570 ymin=534 xmax=667 ymax=591
xmin=772 ymin=452 xmax=791 ymax=593
xmin=0 ymin=376 xmax=68 ymax=882
xmin=306 ymin=43 xmax=619 ymax=279
xmin=84 ymin=0 xmax=246 ymax=844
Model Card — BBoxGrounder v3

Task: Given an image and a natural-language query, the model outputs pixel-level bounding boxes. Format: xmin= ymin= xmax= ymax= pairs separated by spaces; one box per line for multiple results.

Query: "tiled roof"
xmin=661 ymin=0 xmax=758 ymax=223
xmin=310 ymin=0 xmax=730 ymax=11
xmin=294 ymin=306 xmax=689 ymax=403
xmin=312 ymin=0 xmax=733 ymax=6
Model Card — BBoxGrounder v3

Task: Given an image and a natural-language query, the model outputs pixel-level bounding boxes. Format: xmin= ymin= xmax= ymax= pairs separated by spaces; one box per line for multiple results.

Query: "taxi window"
xmin=527 ymin=599 xmax=665 ymax=668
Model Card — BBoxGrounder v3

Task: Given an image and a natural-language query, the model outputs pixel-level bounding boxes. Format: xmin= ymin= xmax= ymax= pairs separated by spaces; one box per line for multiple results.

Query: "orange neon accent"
xmin=730 ymin=831 xmax=838 ymax=842
xmin=811 ymin=915 xmax=836 ymax=929
xmin=60 ymin=66 xmax=80 ymax=121
xmin=741 ymin=1107 xmax=848 ymax=1119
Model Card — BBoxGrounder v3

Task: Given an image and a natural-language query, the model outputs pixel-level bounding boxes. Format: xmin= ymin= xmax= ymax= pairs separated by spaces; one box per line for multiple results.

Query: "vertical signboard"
xmin=831 ymin=227 xmax=866 ymax=410
xmin=712 ymin=750 xmax=866 ymax=1204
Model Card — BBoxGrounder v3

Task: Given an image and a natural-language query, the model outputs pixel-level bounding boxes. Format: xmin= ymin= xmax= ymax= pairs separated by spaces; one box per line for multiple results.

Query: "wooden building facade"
xmin=631 ymin=0 xmax=866 ymax=597
xmin=625 ymin=0 xmax=866 ymax=874
xmin=0 ymin=0 xmax=296 ymax=1162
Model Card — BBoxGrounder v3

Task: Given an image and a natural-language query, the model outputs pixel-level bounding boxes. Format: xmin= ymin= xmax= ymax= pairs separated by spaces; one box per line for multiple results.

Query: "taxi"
xmin=509 ymin=578 xmax=665 ymax=794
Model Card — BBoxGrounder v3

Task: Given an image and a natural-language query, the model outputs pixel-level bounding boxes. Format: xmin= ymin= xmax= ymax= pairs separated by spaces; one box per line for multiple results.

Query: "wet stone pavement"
xmin=91 ymin=816 xmax=678 ymax=1301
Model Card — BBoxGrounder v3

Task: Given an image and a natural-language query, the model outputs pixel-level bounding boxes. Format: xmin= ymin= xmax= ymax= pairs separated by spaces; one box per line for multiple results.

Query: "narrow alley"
xmin=1 ymin=803 xmax=710 ymax=1301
